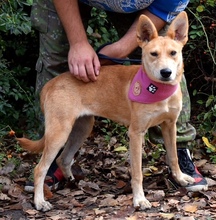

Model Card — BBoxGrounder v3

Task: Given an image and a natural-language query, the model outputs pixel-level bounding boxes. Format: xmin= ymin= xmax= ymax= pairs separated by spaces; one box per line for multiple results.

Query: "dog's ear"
xmin=166 ymin=11 xmax=189 ymax=45
xmin=137 ymin=15 xmax=158 ymax=46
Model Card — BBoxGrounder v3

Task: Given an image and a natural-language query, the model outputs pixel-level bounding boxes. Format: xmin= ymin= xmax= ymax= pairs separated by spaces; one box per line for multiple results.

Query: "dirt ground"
xmin=0 ymin=127 xmax=216 ymax=220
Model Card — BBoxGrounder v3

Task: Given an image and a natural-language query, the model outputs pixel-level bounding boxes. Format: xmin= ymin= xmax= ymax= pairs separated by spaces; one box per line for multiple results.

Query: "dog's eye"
xmin=170 ymin=51 xmax=177 ymax=56
xmin=150 ymin=52 xmax=158 ymax=57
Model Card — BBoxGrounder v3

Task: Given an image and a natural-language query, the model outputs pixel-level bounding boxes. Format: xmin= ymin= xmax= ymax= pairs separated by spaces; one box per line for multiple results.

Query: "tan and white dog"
xmin=18 ymin=11 xmax=194 ymax=211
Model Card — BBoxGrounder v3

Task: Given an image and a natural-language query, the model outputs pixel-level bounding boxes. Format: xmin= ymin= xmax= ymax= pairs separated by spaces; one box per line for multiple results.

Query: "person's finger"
xmin=85 ymin=62 xmax=97 ymax=82
xmin=78 ymin=65 xmax=90 ymax=82
xmin=93 ymin=56 xmax=100 ymax=76
xmin=69 ymin=63 xmax=81 ymax=81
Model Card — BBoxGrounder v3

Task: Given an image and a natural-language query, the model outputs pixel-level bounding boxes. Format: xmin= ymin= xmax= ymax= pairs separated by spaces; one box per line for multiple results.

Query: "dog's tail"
xmin=16 ymin=137 xmax=45 ymax=153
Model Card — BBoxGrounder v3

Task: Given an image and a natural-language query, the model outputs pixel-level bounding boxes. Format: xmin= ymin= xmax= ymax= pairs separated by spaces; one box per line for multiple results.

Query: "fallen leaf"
xmin=83 ymin=196 xmax=97 ymax=206
xmin=202 ymin=136 xmax=216 ymax=152
xmin=94 ymin=208 xmax=106 ymax=215
xmin=168 ymin=198 xmax=180 ymax=206
xmin=200 ymin=163 xmax=216 ymax=175
xmin=71 ymin=198 xmax=84 ymax=207
xmin=183 ymin=203 xmax=198 ymax=213
xmin=56 ymin=188 xmax=71 ymax=196
xmin=0 ymin=161 xmax=15 ymax=175
xmin=99 ymin=197 xmax=118 ymax=207
xmin=125 ymin=216 xmax=137 ymax=220
xmin=0 ymin=176 xmax=11 ymax=185
xmin=25 ymin=209 xmax=39 ymax=215
xmin=200 ymin=190 xmax=216 ymax=200
xmin=78 ymin=180 xmax=101 ymax=196
xmin=181 ymin=195 xmax=190 ymax=202
xmin=205 ymin=177 xmax=216 ymax=187
xmin=178 ymin=217 xmax=195 ymax=220
xmin=194 ymin=159 xmax=207 ymax=168
xmin=109 ymin=137 xmax=117 ymax=146
xmin=151 ymin=201 xmax=160 ymax=207
xmin=44 ymin=183 xmax=53 ymax=199
xmin=6 ymin=202 xmax=23 ymax=210
xmin=70 ymin=190 xmax=85 ymax=197
xmin=0 ymin=192 xmax=11 ymax=201
xmin=160 ymin=212 xmax=175 ymax=219
xmin=146 ymin=190 xmax=165 ymax=201
xmin=149 ymin=166 xmax=158 ymax=171
xmin=8 ymin=184 xmax=23 ymax=198
xmin=116 ymin=180 xmax=126 ymax=189
xmin=113 ymin=146 xmax=128 ymax=152
xmin=193 ymin=198 xmax=207 ymax=208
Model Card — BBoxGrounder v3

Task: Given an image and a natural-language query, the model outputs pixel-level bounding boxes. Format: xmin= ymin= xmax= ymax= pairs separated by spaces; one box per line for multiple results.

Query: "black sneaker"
xmin=173 ymin=148 xmax=208 ymax=192
xmin=24 ymin=175 xmax=62 ymax=193
xmin=24 ymin=167 xmax=65 ymax=193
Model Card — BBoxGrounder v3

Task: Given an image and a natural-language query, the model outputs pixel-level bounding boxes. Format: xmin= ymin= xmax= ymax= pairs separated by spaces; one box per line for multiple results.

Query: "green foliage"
xmin=0 ymin=0 xmax=39 ymax=137
xmin=87 ymin=7 xmax=119 ymax=49
xmin=194 ymin=90 xmax=216 ymax=136
xmin=186 ymin=0 xmax=216 ymax=75
xmin=0 ymin=0 xmax=33 ymax=34
xmin=100 ymin=119 xmax=128 ymax=147
xmin=0 ymin=0 xmax=215 ymax=163
xmin=185 ymin=1 xmax=216 ymax=140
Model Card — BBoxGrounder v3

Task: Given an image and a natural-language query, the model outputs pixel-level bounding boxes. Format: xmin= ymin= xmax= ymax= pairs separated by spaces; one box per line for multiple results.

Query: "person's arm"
xmin=53 ymin=0 xmax=100 ymax=82
xmin=98 ymin=9 xmax=166 ymax=64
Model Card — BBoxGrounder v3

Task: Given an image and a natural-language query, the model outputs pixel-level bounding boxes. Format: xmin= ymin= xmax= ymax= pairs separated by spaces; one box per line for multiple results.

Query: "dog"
xmin=17 ymin=11 xmax=194 ymax=211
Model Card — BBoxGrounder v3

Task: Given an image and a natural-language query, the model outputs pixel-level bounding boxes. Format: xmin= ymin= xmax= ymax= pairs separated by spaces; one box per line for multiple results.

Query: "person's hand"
xmin=68 ymin=42 xmax=100 ymax=82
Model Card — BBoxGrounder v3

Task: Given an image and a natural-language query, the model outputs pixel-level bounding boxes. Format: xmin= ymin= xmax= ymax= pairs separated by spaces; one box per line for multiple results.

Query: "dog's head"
xmin=137 ymin=11 xmax=188 ymax=85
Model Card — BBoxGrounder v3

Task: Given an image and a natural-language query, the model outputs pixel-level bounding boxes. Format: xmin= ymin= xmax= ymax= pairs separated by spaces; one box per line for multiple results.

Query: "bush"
xmin=0 ymin=0 xmax=39 ymax=137
xmin=185 ymin=0 xmax=216 ymax=138
xmin=0 ymin=0 xmax=215 ymax=143
xmin=87 ymin=7 xmax=119 ymax=49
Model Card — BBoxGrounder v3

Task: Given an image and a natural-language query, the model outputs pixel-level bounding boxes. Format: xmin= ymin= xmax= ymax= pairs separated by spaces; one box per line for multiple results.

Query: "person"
xmin=25 ymin=0 xmax=208 ymax=192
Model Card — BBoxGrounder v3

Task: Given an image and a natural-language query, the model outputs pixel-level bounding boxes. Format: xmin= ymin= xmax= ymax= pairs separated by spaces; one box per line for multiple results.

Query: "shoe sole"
xmin=186 ymin=184 xmax=208 ymax=192
xmin=24 ymin=182 xmax=59 ymax=193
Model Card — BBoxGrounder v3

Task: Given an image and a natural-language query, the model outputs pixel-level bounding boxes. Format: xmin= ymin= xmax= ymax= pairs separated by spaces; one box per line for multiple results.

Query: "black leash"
xmin=97 ymin=53 xmax=141 ymax=65
xmin=96 ymin=42 xmax=141 ymax=65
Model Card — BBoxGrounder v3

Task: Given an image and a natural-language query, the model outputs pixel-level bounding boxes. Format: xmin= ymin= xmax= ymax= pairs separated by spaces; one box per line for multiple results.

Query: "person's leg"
xmin=148 ymin=75 xmax=196 ymax=145
xmin=25 ymin=1 xmax=91 ymax=192
xmin=148 ymin=76 xmax=207 ymax=191
xmin=32 ymin=1 xmax=92 ymax=94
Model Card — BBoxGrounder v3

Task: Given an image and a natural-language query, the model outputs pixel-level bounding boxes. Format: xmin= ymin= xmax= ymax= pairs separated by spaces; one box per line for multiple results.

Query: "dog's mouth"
xmin=160 ymin=77 xmax=172 ymax=82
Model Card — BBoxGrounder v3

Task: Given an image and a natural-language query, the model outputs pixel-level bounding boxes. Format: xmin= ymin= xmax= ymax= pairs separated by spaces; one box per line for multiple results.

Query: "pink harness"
xmin=128 ymin=67 xmax=178 ymax=104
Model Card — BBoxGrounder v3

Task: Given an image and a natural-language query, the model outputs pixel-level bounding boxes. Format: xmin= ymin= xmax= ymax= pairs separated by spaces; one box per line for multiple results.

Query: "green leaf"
xmin=196 ymin=5 xmax=205 ymax=12
xmin=193 ymin=89 xmax=197 ymax=96
xmin=114 ymin=146 xmax=128 ymax=152
xmin=206 ymin=95 xmax=214 ymax=107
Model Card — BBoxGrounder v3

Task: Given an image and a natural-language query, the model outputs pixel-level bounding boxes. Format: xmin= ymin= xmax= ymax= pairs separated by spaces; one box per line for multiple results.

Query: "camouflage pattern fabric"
xmin=31 ymin=0 xmax=196 ymax=146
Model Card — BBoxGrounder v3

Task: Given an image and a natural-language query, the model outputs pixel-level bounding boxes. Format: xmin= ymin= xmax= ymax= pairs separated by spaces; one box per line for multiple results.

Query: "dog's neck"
xmin=128 ymin=66 xmax=178 ymax=104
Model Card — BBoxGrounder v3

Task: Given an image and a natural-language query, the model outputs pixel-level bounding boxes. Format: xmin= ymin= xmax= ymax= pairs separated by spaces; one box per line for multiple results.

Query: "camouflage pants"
xmin=31 ymin=1 xmax=196 ymax=146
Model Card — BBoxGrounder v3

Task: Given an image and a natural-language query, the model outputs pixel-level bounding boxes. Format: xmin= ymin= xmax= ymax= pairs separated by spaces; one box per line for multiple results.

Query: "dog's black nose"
xmin=160 ymin=68 xmax=172 ymax=78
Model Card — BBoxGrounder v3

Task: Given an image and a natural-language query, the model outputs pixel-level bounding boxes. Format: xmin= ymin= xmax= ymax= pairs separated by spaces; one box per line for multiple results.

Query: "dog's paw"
xmin=35 ymin=200 xmax=53 ymax=212
xmin=175 ymin=173 xmax=195 ymax=186
xmin=133 ymin=197 xmax=152 ymax=210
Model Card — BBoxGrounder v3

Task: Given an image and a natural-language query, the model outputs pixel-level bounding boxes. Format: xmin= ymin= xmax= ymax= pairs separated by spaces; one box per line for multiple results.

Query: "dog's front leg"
xmin=161 ymin=121 xmax=194 ymax=186
xmin=128 ymin=126 xmax=152 ymax=210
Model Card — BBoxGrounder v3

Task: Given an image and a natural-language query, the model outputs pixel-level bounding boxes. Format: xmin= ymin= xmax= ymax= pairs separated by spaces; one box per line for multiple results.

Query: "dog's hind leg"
xmin=56 ymin=115 xmax=94 ymax=181
xmin=34 ymin=119 xmax=75 ymax=211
